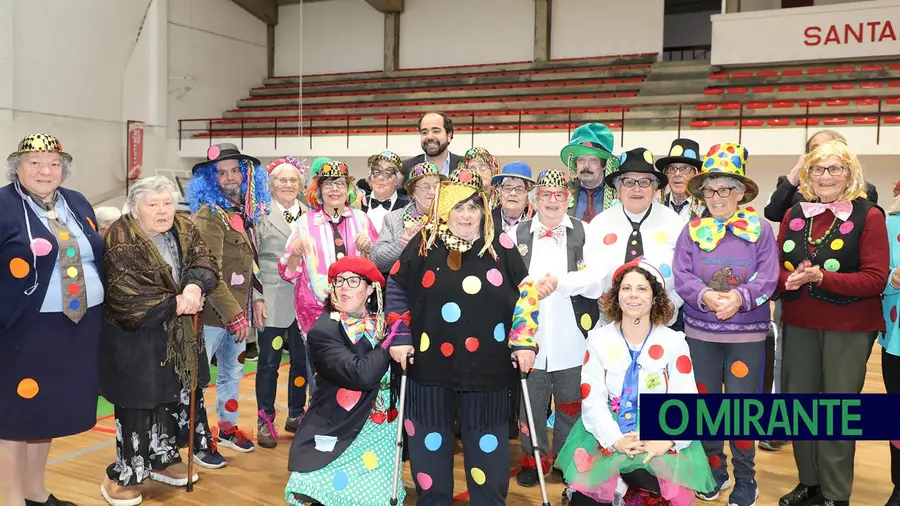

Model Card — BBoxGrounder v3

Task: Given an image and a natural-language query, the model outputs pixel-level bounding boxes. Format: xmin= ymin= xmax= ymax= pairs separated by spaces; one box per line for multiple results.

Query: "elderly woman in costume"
xmin=94 ymin=206 xmax=122 ymax=236
xmin=371 ymin=162 xmax=445 ymax=275
xmin=0 ymin=134 xmax=105 ymax=506
xmin=880 ymin=196 xmax=900 ymax=506
xmin=98 ymin=176 xmax=219 ymax=505
xmin=460 ymin=146 xmax=501 ymax=196
xmin=279 ymin=160 xmax=379 ymax=337
xmin=385 ymin=166 xmax=543 ymax=505
xmin=775 ymin=141 xmax=888 ymax=506
xmin=556 ymin=260 xmax=714 ymax=506
xmin=507 ymin=170 xmax=602 ymax=492
xmin=251 ymin=156 xmax=312 ymax=448
xmin=284 ymin=256 xmax=403 ymax=506
xmin=491 ymin=162 xmax=534 ymax=233
xmin=186 ymin=143 xmax=271 ymax=460
xmin=361 ymin=151 xmax=409 ymax=232
xmin=586 ymin=147 xmax=685 ymax=327
xmin=672 ymin=144 xmax=778 ymax=506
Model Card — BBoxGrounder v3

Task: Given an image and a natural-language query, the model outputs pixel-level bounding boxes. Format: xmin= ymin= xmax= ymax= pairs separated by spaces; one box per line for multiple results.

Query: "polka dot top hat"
xmin=654 ymin=138 xmax=702 ymax=172
xmin=687 ymin=143 xmax=759 ymax=205
xmin=8 ymin=134 xmax=72 ymax=163
xmin=192 ymin=142 xmax=261 ymax=174
xmin=605 ymin=147 xmax=669 ymax=189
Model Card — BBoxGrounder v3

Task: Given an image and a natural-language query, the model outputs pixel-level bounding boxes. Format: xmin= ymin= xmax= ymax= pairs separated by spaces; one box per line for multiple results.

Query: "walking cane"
xmin=514 ymin=357 xmax=551 ymax=506
xmin=186 ymin=313 xmax=199 ymax=492
xmin=390 ymin=352 xmax=413 ymax=506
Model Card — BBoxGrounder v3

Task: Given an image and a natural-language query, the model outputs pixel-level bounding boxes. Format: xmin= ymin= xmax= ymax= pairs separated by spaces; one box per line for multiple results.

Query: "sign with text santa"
xmin=711 ymin=0 xmax=900 ymax=66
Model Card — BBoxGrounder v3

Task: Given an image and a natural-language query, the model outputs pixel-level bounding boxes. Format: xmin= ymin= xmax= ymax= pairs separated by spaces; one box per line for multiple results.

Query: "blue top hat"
xmin=491 ymin=161 xmax=535 ymax=186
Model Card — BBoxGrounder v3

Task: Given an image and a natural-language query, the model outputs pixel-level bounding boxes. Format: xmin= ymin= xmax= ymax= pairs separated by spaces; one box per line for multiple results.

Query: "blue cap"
xmin=491 ymin=161 xmax=534 ymax=186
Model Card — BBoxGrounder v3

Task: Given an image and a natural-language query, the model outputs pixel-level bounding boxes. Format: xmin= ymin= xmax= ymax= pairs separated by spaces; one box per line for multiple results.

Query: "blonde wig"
xmin=799 ymin=140 xmax=866 ymax=202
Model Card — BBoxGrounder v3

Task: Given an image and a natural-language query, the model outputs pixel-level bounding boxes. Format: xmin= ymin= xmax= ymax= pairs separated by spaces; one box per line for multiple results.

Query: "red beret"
xmin=328 ymin=256 xmax=385 ymax=288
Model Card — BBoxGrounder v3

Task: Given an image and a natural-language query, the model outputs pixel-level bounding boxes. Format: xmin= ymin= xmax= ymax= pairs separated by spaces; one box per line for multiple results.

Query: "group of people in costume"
xmin=1 ymin=116 xmax=897 ymax=506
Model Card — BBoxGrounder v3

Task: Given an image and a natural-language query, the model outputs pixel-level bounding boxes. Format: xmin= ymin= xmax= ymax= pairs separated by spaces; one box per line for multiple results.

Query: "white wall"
xmin=738 ymin=0 xmax=780 ymax=12
xmin=400 ymin=0 xmax=534 ymax=68
xmin=664 ymin=11 xmax=715 ymax=48
xmin=276 ymin=0 xmax=383 ymax=76
xmin=552 ymin=0 xmax=665 ymax=59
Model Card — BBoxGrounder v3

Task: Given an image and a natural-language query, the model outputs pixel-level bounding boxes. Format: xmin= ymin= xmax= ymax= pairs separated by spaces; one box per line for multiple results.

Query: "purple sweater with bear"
xmin=673 ymin=219 xmax=779 ymax=343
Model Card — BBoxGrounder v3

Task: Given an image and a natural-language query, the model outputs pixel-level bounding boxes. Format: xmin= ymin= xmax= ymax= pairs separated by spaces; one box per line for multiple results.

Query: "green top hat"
xmin=559 ymin=123 xmax=616 ymax=169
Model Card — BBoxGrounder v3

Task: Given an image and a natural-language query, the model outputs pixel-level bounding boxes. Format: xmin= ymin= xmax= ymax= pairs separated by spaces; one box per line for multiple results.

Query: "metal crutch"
xmin=514 ymin=357 xmax=551 ymax=506
xmin=390 ymin=352 xmax=414 ymax=505
xmin=186 ymin=314 xmax=200 ymax=492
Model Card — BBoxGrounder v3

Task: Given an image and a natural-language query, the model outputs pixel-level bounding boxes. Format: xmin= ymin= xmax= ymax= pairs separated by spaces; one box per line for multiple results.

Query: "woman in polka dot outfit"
xmin=555 ymin=260 xmax=715 ymax=506
xmin=99 ymin=176 xmax=220 ymax=505
xmin=0 ymin=134 xmax=106 ymax=506
xmin=284 ymin=256 xmax=402 ymax=506
xmin=776 ymin=140 xmax=889 ymax=506
xmin=673 ymin=143 xmax=779 ymax=506
xmin=880 ymin=195 xmax=900 ymax=506
xmin=384 ymin=166 xmax=541 ymax=505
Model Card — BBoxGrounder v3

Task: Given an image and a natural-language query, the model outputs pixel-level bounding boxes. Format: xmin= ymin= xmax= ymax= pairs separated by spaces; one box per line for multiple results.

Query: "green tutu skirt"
xmin=555 ymin=419 xmax=715 ymax=505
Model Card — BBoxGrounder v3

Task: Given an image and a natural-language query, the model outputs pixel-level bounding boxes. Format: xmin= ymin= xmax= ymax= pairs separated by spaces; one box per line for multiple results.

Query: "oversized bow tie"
xmin=370 ymin=198 xmax=391 ymax=210
xmin=800 ymin=200 xmax=852 ymax=221
xmin=538 ymin=225 xmax=565 ymax=245
xmin=688 ymin=207 xmax=761 ymax=252
xmin=284 ymin=210 xmax=298 ymax=224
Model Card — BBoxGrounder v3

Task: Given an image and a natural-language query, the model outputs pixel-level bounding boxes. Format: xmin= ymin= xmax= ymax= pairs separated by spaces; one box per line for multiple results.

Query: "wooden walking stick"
xmin=187 ymin=313 xmax=199 ymax=492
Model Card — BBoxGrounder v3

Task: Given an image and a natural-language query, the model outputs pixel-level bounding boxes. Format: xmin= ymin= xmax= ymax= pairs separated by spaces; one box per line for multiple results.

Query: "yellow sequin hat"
xmin=8 ymin=134 xmax=72 ymax=163
xmin=423 ymin=166 xmax=496 ymax=259
xmin=687 ymin=143 xmax=759 ymax=205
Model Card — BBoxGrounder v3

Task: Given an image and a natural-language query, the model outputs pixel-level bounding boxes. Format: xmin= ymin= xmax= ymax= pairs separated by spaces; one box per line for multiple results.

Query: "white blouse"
xmin=581 ymin=322 xmax=699 ymax=453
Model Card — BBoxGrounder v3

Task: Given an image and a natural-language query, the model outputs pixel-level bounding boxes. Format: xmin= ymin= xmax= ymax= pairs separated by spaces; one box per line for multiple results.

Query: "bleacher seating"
xmin=179 ymin=55 xmax=900 ymax=140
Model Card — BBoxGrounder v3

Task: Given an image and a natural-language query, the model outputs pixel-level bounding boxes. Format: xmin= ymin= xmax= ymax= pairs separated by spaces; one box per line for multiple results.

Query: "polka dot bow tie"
xmin=538 ymin=225 xmax=565 ymax=245
xmin=688 ymin=207 xmax=761 ymax=253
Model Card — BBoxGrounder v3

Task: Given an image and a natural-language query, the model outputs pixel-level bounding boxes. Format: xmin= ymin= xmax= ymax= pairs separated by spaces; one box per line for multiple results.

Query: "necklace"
xmin=806 ymin=215 xmax=839 ymax=246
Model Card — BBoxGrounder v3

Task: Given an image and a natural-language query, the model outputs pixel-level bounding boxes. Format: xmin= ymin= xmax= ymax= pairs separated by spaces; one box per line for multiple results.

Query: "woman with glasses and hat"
xmin=384 ymin=166 xmax=546 ymax=505
xmin=371 ymin=162 xmax=446 ymax=275
xmin=655 ymin=139 xmax=706 ymax=223
xmin=284 ymin=255 xmax=404 ymax=506
xmin=673 ymin=143 xmax=779 ymax=506
xmin=585 ymin=147 xmax=685 ymax=328
xmin=361 ymin=151 xmax=409 ymax=233
xmin=491 ymin=161 xmax=535 ymax=233
xmin=0 ymin=134 xmax=106 ymax=506
xmin=775 ymin=140 xmax=888 ymax=506
xmin=280 ymin=160 xmax=379 ymax=338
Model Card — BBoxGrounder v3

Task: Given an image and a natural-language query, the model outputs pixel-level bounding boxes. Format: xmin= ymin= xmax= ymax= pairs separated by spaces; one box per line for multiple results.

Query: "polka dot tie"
xmin=40 ymin=201 xmax=87 ymax=323
xmin=623 ymin=205 xmax=651 ymax=263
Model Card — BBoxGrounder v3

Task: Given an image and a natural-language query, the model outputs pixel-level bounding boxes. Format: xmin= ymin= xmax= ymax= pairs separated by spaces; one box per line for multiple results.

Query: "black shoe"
xmin=246 ymin=342 xmax=259 ymax=361
xmin=779 ymin=483 xmax=824 ymax=506
xmin=823 ymin=500 xmax=849 ymax=506
xmin=284 ymin=416 xmax=300 ymax=433
xmin=25 ymin=494 xmax=77 ymax=506
xmin=886 ymin=488 xmax=900 ymax=506
xmin=760 ymin=440 xmax=790 ymax=451
xmin=516 ymin=467 xmax=538 ymax=487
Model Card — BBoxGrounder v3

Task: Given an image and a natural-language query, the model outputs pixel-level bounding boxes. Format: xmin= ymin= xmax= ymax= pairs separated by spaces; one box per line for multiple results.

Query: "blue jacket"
xmin=0 ymin=183 xmax=105 ymax=350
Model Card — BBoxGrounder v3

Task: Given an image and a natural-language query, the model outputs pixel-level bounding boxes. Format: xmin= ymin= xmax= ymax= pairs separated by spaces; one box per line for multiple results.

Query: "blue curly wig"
xmin=186 ymin=158 xmax=271 ymax=224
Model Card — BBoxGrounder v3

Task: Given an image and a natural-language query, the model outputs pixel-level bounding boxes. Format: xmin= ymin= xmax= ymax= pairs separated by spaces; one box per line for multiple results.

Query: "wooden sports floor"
xmin=36 ymin=347 xmax=893 ymax=506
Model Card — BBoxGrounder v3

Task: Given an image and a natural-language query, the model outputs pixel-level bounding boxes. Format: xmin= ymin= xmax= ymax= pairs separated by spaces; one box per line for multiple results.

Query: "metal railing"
xmin=177 ymin=93 xmax=899 ymax=151
xmin=663 ymin=45 xmax=712 ymax=62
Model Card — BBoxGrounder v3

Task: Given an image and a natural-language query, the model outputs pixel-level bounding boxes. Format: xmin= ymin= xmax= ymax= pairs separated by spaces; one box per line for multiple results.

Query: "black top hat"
xmin=606 ymin=147 xmax=668 ymax=188
xmin=192 ymin=143 xmax=261 ymax=174
xmin=654 ymin=138 xmax=702 ymax=172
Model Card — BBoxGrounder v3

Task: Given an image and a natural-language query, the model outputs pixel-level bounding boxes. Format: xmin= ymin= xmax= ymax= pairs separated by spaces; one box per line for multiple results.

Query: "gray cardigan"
xmin=371 ymin=203 xmax=416 ymax=273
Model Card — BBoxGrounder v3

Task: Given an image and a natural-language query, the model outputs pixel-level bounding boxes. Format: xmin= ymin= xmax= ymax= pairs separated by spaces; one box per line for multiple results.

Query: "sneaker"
xmin=697 ymin=469 xmax=732 ymax=501
xmin=149 ymin=462 xmax=199 ymax=487
xmin=193 ymin=448 xmax=226 ymax=469
xmin=218 ymin=425 xmax=255 ymax=452
xmin=257 ymin=420 xmax=277 ymax=449
xmin=100 ymin=476 xmax=142 ymax=506
xmin=245 ymin=343 xmax=259 ymax=361
xmin=728 ymin=479 xmax=760 ymax=506
xmin=759 ymin=440 xmax=790 ymax=451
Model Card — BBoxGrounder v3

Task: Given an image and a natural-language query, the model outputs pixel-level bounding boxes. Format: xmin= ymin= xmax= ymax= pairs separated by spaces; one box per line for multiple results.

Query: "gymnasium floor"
xmin=40 ymin=347 xmax=893 ymax=506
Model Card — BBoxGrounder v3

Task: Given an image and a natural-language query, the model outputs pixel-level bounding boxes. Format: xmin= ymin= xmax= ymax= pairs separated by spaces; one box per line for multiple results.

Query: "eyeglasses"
xmin=538 ymin=190 xmax=568 ymax=202
xmin=322 ymin=180 xmax=348 ymax=189
xmin=415 ymin=182 xmax=438 ymax=194
xmin=274 ymin=177 xmax=300 ymax=186
xmin=665 ymin=165 xmax=696 ymax=175
xmin=370 ymin=169 xmax=397 ymax=180
xmin=809 ymin=165 xmax=847 ymax=177
xmin=499 ymin=185 xmax=527 ymax=195
xmin=702 ymin=187 xmax=735 ymax=199
xmin=620 ymin=178 xmax=654 ymax=188
xmin=333 ymin=275 xmax=364 ymax=288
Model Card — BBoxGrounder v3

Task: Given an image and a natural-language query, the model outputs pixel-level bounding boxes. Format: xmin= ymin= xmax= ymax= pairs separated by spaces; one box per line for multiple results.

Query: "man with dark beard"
xmin=559 ymin=123 xmax=618 ymax=224
xmin=401 ymin=112 xmax=463 ymax=192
